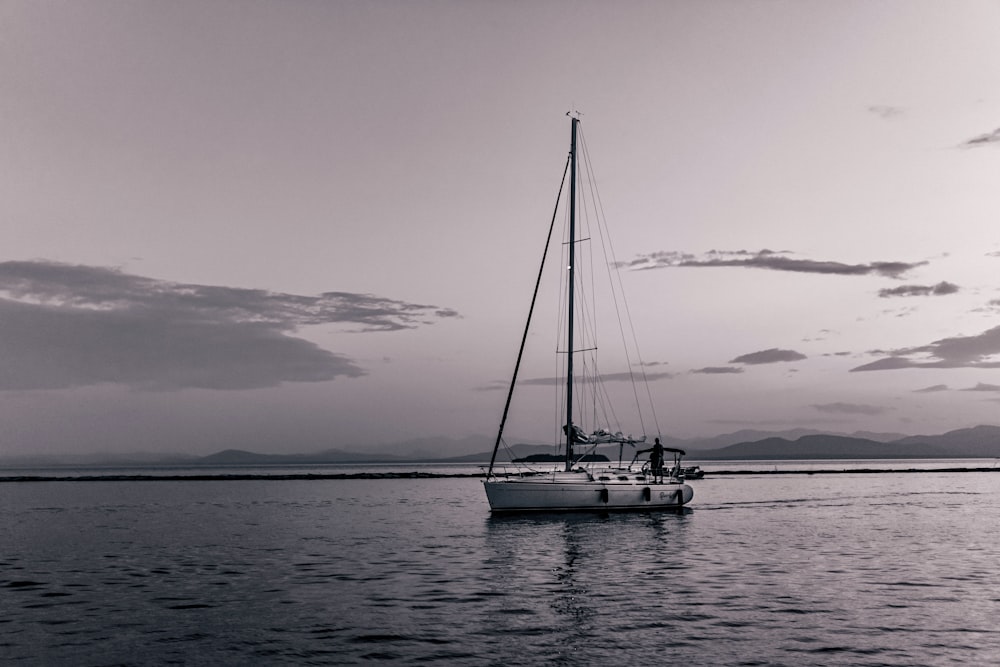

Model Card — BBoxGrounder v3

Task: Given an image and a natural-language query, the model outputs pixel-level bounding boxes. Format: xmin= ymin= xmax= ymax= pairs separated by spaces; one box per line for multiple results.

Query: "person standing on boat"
xmin=638 ymin=438 xmax=665 ymax=482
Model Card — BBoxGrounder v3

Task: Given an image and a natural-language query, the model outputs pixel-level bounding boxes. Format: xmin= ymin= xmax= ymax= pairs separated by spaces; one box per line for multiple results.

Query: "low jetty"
xmin=0 ymin=471 xmax=475 ymax=483
xmin=2 ymin=466 xmax=999 ymax=483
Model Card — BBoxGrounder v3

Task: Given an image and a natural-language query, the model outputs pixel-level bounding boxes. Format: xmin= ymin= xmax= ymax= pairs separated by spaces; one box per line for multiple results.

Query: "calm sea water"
xmin=3 ymin=466 xmax=999 ymax=665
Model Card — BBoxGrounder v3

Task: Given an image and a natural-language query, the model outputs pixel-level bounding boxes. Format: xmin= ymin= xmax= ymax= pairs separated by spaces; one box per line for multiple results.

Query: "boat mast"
xmin=565 ymin=116 xmax=578 ymax=472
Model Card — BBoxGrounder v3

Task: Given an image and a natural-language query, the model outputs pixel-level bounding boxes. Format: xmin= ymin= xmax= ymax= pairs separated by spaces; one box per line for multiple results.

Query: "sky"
xmin=3 ymin=0 xmax=1000 ymax=457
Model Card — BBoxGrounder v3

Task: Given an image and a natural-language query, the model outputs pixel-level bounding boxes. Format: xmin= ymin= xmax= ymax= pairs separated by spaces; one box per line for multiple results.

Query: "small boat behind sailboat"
xmin=483 ymin=116 xmax=693 ymax=513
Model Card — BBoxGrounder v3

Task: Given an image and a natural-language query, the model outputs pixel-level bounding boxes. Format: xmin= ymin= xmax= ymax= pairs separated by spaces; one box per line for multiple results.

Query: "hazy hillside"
xmin=689 ymin=435 xmax=949 ymax=460
xmin=5 ymin=425 xmax=999 ymax=467
xmin=368 ymin=435 xmax=498 ymax=460
xmin=686 ymin=428 xmax=829 ymax=450
xmin=892 ymin=425 xmax=1000 ymax=457
xmin=686 ymin=428 xmax=909 ymax=450
xmin=197 ymin=448 xmax=405 ymax=464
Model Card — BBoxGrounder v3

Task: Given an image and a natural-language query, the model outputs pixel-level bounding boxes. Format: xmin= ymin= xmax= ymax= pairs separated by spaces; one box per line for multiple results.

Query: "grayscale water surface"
xmin=3 ymin=469 xmax=999 ymax=665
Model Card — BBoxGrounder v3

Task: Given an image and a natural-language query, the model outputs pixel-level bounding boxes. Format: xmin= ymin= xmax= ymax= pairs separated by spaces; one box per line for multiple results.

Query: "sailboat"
xmin=483 ymin=115 xmax=694 ymax=512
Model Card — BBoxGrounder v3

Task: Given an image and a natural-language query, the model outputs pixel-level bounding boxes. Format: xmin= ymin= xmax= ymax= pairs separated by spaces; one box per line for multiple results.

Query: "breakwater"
xmin=2 ymin=466 xmax=1000 ymax=482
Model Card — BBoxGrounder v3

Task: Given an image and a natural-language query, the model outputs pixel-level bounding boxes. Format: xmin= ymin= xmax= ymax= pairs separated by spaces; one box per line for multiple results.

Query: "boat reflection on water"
xmin=482 ymin=510 xmax=694 ymax=661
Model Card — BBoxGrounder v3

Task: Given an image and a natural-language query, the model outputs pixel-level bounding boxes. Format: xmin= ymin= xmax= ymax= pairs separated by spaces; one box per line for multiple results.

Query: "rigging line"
xmin=579 ymin=226 xmax=603 ymax=430
xmin=572 ymin=132 xmax=605 ymax=432
xmin=555 ymin=183 xmax=570 ymax=449
xmin=573 ymin=132 xmax=624 ymax=437
xmin=594 ymin=361 xmax=623 ymax=430
xmin=578 ymin=134 xmax=646 ymax=435
xmin=487 ymin=153 xmax=572 ymax=478
xmin=582 ymin=177 xmax=600 ymax=429
xmin=579 ymin=128 xmax=661 ymax=437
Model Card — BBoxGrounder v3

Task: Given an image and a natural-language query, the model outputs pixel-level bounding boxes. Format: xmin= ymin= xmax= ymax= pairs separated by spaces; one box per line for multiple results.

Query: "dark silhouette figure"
xmin=638 ymin=438 xmax=665 ymax=482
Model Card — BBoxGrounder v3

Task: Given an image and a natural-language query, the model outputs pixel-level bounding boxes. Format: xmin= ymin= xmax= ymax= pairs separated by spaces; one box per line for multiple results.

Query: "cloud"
xmin=595 ymin=371 xmax=675 ymax=383
xmin=961 ymin=127 xmax=1000 ymax=148
xmin=914 ymin=384 xmax=948 ymax=393
xmin=850 ymin=357 xmax=917 ymax=371
xmin=537 ymin=371 xmax=674 ymax=385
xmin=0 ymin=260 xmax=458 ymax=391
xmin=473 ymin=380 xmax=509 ymax=392
xmin=622 ymin=249 xmax=924 ymax=279
xmin=972 ymin=298 xmax=1000 ymax=314
xmin=475 ymin=370 xmax=674 ymax=391
xmin=878 ymin=281 xmax=959 ymax=298
xmin=692 ymin=366 xmax=744 ymax=374
xmin=851 ymin=325 xmax=1000 ymax=371
xmin=868 ymin=105 xmax=904 ymax=119
xmin=961 ymin=383 xmax=1000 ymax=392
xmin=811 ymin=402 xmax=888 ymax=416
xmin=729 ymin=348 xmax=807 ymax=365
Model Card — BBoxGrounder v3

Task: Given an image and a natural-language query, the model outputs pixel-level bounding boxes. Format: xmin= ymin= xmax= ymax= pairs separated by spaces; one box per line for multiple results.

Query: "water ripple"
xmin=1 ymin=474 xmax=999 ymax=664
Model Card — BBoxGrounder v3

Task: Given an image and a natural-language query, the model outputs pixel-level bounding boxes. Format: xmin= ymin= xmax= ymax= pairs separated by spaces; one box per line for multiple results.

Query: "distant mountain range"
xmin=685 ymin=425 xmax=1000 ymax=460
xmin=372 ymin=425 xmax=1000 ymax=462
xmin=3 ymin=425 xmax=1000 ymax=468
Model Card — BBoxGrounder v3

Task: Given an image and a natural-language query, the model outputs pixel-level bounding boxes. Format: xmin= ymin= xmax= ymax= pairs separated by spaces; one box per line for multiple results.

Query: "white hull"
xmin=484 ymin=471 xmax=694 ymax=512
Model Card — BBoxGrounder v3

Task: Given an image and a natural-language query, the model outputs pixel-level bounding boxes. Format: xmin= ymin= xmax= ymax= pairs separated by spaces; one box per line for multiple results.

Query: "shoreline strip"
xmin=2 ymin=467 xmax=1000 ymax=482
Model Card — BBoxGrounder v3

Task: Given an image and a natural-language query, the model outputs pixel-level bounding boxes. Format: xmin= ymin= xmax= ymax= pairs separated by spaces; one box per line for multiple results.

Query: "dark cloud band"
xmin=475 ymin=370 xmax=674 ymax=391
xmin=729 ymin=348 xmax=807 ymax=365
xmin=811 ymin=402 xmax=888 ymax=416
xmin=962 ymin=127 xmax=1000 ymax=148
xmin=622 ymin=249 xmax=924 ymax=279
xmin=878 ymin=281 xmax=958 ymax=298
xmin=0 ymin=260 xmax=458 ymax=391
xmin=692 ymin=366 xmax=744 ymax=374
xmin=852 ymin=325 xmax=1000 ymax=372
